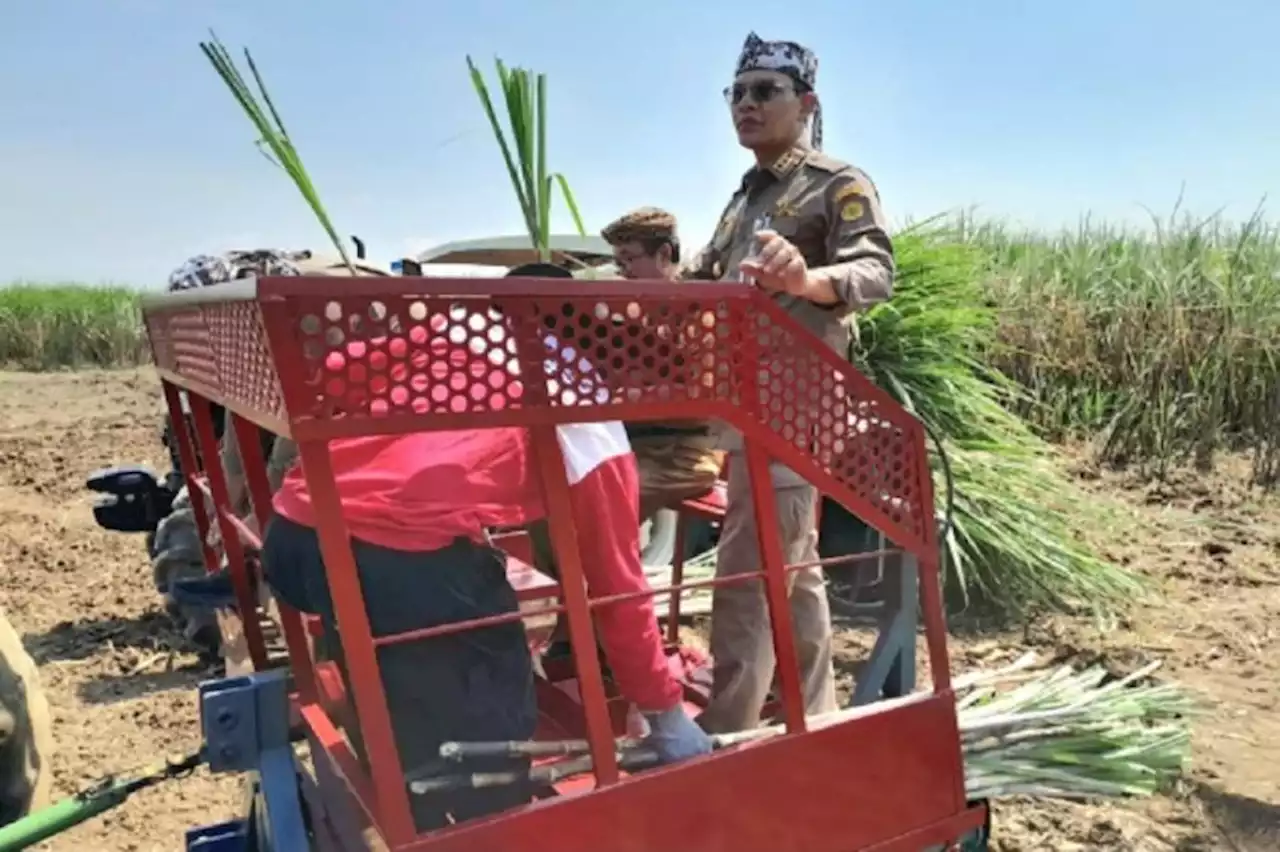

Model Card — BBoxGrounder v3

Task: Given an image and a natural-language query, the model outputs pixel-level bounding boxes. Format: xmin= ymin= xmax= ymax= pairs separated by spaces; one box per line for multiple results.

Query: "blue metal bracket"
xmin=185 ymin=819 xmax=250 ymax=851
xmin=851 ymin=552 xmax=918 ymax=705
xmin=188 ymin=669 xmax=309 ymax=852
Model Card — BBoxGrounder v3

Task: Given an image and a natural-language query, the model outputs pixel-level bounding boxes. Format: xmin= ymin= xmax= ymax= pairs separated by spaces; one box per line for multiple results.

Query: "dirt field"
xmin=0 ymin=368 xmax=1276 ymax=851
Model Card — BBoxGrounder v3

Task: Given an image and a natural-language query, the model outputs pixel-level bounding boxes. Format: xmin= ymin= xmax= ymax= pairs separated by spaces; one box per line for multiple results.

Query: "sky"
xmin=1 ymin=1 xmax=1278 ymax=286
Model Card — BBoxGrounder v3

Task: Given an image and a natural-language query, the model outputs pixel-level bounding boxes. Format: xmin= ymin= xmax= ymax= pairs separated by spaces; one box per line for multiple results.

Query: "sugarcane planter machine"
xmin=28 ymin=272 xmax=991 ymax=850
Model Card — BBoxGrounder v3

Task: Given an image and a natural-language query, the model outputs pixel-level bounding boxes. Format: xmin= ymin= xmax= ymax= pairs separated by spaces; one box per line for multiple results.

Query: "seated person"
xmin=508 ymin=256 xmax=719 ymax=667
xmin=262 ymin=418 xmax=711 ymax=832
xmin=601 ymin=208 xmax=724 ymax=520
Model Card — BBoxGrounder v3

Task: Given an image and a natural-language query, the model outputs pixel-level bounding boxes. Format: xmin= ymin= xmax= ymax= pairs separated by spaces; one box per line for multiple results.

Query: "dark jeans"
xmin=261 ymin=516 xmax=538 ymax=832
xmin=818 ymin=498 xmax=882 ymax=563
xmin=819 ymin=497 xmax=897 ymax=601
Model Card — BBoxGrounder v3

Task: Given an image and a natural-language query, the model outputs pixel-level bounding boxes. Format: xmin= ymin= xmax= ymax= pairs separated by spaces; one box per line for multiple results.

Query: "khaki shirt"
xmin=682 ymin=145 xmax=895 ymax=481
xmin=682 ymin=145 xmax=895 ymax=358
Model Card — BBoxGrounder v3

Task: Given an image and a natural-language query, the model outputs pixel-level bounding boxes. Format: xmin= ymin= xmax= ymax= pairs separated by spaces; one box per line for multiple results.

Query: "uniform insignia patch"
xmin=840 ymin=199 xmax=866 ymax=222
xmin=774 ymin=200 xmax=801 ymax=218
xmin=834 ymin=183 xmax=865 ymax=204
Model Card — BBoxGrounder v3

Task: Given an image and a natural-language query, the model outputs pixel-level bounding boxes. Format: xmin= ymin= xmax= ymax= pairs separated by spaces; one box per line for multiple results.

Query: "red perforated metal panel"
xmin=282 ymin=294 xmax=739 ymax=420
xmin=142 ymin=277 xmax=932 ymax=552
xmin=139 ymin=275 xmax=968 ymax=852
xmin=146 ymin=299 xmax=285 ymax=424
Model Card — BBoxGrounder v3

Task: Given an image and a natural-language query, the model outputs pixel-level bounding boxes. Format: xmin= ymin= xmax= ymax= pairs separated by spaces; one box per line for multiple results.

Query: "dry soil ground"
xmin=0 ymin=368 xmax=1276 ymax=851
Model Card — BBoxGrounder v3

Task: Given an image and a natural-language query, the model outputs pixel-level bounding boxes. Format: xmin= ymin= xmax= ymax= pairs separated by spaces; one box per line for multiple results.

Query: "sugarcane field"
xmin=2 ymin=7 xmax=1279 ymax=852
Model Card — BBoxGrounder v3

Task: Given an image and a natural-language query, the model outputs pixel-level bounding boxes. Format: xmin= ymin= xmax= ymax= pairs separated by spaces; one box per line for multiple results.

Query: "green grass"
xmin=0 ymin=283 xmax=147 ymax=370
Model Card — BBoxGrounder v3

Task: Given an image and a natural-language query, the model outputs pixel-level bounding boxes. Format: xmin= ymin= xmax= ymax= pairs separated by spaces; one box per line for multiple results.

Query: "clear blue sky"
xmin=2 ymin=1 xmax=1277 ymax=285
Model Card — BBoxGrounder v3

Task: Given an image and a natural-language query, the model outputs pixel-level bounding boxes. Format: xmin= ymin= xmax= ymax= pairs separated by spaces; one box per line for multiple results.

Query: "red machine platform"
xmin=142 ymin=275 xmax=984 ymax=851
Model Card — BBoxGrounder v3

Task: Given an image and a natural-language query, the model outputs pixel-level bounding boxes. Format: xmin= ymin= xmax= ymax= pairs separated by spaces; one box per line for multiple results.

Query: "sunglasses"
xmin=723 ymin=80 xmax=798 ymax=105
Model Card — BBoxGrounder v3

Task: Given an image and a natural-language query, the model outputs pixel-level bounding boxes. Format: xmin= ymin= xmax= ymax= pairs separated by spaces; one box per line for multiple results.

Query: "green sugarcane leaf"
xmin=552 ymin=174 xmax=587 ymax=237
xmin=535 ymin=73 xmax=551 ymax=259
xmin=467 ymin=56 xmax=538 ymax=243
xmin=200 ymin=34 xmax=352 ymax=271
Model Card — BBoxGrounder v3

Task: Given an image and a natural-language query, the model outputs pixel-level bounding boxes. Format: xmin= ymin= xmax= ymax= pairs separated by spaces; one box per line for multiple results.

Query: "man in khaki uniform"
xmin=600 ymin=207 xmax=724 ymax=521
xmin=685 ymin=32 xmax=896 ymax=734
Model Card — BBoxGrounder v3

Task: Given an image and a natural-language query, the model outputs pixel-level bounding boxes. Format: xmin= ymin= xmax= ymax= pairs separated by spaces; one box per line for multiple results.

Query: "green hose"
xmin=0 ymin=752 xmax=203 ymax=852
xmin=0 ymin=780 xmax=133 ymax=852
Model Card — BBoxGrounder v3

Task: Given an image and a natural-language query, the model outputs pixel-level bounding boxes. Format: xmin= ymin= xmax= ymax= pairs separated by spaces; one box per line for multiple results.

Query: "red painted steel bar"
xmin=371 ymin=569 xmax=769 ymax=648
xmin=160 ymin=382 xmax=220 ymax=577
xmin=293 ymin=439 xmax=419 ymax=846
xmin=189 ymin=477 xmax=261 ymax=549
xmin=187 ymin=394 xmax=269 ymax=672
xmin=742 ymin=441 xmax=808 ymax=734
xmin=229 ymin=412 xmax=319 ymax=704
xmin=527 ymin=424 xmax=621 ymax=787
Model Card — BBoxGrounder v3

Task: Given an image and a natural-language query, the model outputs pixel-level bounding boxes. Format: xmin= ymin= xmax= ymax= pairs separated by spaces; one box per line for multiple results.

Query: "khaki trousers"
xmin=698 ymin=456 xmax=838 ymax=734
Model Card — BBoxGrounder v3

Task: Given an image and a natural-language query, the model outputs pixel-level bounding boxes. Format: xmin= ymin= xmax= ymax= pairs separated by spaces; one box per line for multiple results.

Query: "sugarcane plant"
xmin=466 ymin=56 xmax=588 ymax=261
xmin=200 ymin=32 xmax=355 ymax=273
xmin=852 ymin=224 xmax=1147 ymax=618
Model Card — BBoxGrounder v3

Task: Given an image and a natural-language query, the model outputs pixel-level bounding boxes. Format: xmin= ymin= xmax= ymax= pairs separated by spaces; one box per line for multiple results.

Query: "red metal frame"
xmin=143 ymin=276 xmax=984 ymax=851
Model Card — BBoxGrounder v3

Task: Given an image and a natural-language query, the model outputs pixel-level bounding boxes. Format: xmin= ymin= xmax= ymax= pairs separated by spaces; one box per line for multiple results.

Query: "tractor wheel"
xmin=0 ymin=611 xmax=52 ymax=827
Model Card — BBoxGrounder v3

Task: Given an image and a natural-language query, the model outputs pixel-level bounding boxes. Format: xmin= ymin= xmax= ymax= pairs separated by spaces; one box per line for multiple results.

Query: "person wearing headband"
xmin=684 ymin=33 xmax=897 ymax=735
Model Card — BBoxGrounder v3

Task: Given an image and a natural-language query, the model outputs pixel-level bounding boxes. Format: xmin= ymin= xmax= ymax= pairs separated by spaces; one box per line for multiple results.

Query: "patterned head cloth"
xmin=165 ymin=248 xmax=391 ymax=291
xmin=166 ymin=249 xmax=309 ymax=292
xmin=734 ymin=31 xmax=823 ymax=150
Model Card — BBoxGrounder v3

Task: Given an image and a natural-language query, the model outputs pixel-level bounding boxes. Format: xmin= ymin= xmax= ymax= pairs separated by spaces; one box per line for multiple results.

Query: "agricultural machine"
xmin=139 ymin=266 xmax=984 ymax=850
xmin=23 ymin=246 xmax=988 ymax=851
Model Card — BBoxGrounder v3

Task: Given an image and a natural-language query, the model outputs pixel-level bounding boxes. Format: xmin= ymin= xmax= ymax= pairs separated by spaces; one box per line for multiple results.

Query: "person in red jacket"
xmin=261 ymin=325 xmax=711 ymax=833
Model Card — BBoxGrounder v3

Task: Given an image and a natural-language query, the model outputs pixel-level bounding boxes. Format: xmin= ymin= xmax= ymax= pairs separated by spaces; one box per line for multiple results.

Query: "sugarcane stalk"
xmin=422 ymin=655 xmax=1192 ymax=803
xmin=410 ymin=751 xmax=661 ymax=796
xmin=436 ymin=694 xmax=923 ymax=767
xmin=436 ymin=653 xmax=1063 ymax=766
xmin=437 ymin=656 xmax=1051 ymax=766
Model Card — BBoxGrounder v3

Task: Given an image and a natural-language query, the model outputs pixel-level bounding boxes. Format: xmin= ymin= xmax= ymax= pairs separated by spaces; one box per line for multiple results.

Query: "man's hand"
xmin=738 ymin=230 xmax=841 ymax=306
xmin=739 ymin=230 xmax=808 ymax=296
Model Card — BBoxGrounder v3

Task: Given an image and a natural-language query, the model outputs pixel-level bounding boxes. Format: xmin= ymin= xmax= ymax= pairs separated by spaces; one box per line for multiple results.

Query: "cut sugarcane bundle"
xmin=415 ymin=653 xmax=1193 ymax=802
xmin=958 ymin=656 xmax=1192 ymax=799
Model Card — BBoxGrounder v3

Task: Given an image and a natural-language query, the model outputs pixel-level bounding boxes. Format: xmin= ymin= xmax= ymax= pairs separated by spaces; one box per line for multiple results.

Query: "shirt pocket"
xmin=772 ymin=214 xmax=827 ymax=267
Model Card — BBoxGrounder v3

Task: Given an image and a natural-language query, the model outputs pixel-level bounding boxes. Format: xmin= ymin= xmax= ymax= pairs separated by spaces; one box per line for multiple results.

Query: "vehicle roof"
xmin=414 ymin=235 xmax=613 ymax=268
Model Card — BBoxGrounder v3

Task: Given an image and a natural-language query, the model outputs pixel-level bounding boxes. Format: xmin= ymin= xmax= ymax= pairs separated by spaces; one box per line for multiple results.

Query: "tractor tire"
xmin=0 ymin=611 xmax=52 ymax=827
